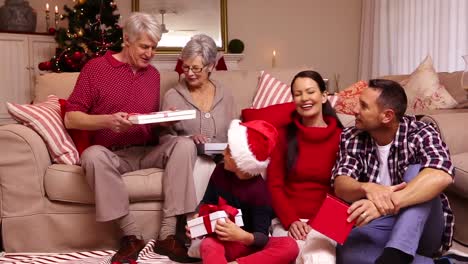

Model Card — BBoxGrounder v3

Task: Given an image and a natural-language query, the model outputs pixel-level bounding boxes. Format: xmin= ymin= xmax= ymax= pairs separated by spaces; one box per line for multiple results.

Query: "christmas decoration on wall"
xmin=38 ymin=0 xmax=122 ymax=72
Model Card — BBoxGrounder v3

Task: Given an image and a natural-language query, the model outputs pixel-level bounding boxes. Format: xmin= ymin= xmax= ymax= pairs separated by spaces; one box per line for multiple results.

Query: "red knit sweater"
xmin=267 ymin=115 xmax=342 ymax=229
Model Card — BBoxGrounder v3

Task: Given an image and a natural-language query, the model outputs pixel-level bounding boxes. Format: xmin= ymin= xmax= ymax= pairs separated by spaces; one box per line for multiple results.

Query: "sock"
xmin=375 ymin=247 xmax=413 ymax=264
xmin=159 ymin=216 xmax=177 ymax=240
xmin=118 ymin=213 xmax=141 ymax=238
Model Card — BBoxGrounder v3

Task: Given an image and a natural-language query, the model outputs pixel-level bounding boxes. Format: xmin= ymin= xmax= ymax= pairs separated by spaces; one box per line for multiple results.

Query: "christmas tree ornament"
xmin=41 ymin=0 xmax=123 ymax=72
xmin=48 ymin=27 xmax=56 ymax=34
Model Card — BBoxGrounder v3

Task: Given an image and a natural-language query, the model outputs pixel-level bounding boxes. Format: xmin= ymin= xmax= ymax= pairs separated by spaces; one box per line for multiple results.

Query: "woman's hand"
xmin=215 ymin=218 xmax=252 ymax=245
xmin=191 ymin=134 xmax=209 ymax=144
xmin=347 ymin=199 xmax=381 ymax=227
xmin=288 ymin=220 xmax=311 ymax=240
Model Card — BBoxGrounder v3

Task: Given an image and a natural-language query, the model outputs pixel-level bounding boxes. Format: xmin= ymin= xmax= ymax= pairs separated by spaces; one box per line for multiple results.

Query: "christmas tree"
xmin=38 ymin=0 xmax=123 ymax=72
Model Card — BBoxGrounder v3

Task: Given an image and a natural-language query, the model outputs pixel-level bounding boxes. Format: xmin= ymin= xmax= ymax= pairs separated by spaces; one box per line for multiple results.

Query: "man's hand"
xmin=361 ymin=182 xmax=407 ymax=215
xmin=215 ymin=218 xmax=252 ymax=245
xmin=110 ymin=112 xmax=132 ymax=133
xmin=288 ymin=220 xmax=311 ymax=240
xmin=347 ymin=199 xmax=381 ymax=227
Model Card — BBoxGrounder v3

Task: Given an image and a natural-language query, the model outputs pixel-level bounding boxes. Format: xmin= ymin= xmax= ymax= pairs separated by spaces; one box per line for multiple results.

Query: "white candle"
xmin=46 ymin=3 xmax=49 ymax=11
xmin=55 ymin=5 xmax=58 ymax=14
xmin=272 ymin=50 xmax=277 ymax=68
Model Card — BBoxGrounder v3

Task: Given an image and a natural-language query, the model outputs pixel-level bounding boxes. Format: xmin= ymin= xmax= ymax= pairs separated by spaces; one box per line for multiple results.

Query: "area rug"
xmin=0 ymin=240 xmax=188 ymax=264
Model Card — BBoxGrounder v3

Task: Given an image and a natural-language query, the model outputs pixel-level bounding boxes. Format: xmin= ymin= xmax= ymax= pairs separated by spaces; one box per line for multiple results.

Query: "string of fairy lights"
xmin=39 ymin=0 xmax=123 ymax=72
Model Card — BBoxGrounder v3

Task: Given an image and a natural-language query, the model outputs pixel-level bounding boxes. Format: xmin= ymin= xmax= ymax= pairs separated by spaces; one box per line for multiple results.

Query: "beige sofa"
xmin=0 ymin=68 xmax=309 ymax=253
xmin=1 ymin=68 xmax=467 ymax=255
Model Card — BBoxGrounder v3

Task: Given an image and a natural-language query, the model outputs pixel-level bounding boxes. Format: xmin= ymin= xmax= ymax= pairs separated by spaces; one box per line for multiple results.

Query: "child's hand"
xmin=215 ymin=218 xmax=250 ymax=243
xmin=288 ymin=220 xmax=311 ymax=240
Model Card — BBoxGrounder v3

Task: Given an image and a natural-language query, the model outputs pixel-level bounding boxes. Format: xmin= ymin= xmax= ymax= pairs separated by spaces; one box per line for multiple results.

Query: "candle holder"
xmin=54 ymin=12 xmax=59 ymax=29
xmin=45 ymin=10 xmax=50 ymax=31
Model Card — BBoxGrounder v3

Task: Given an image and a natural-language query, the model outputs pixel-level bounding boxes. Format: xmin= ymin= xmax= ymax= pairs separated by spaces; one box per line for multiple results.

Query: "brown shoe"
xmin=154 ymin=235 xmax=199 ymax=263
xmin=111 ymin=235 xmax=145 ymax=263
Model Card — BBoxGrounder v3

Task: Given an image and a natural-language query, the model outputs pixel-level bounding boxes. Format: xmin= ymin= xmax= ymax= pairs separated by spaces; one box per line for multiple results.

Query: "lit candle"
xmin=45 ymin=3 xmax=50 ymax=32
xmin=54 ymin=6 xmax=59 ymax=29
xmin=272 ymin=50 xmax=277 ymax=68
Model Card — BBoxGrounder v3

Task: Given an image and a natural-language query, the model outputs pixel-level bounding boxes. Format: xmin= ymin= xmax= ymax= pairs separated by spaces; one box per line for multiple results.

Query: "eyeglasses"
xmin=182 ymin=65 xmax=207 ymax=73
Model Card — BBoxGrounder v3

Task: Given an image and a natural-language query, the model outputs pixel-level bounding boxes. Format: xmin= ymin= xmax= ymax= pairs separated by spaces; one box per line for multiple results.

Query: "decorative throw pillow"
xmin=6 ymin=95 xmax=80 ymax=165
xmin=251 ymin=71 xmax=293 ymax=109
xmin=242 ymin=102 xmax=296 ymax=128
xmin=58 ymin=99 xmax=91 ymax=156
xmin=400 ymin=55 xmax=457 ymax=113
xmin=333 ymin=81 xmax=368 ymax=115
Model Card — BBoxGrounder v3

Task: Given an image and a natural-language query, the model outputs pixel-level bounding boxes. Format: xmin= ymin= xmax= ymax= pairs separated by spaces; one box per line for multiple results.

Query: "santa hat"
xmin=228 ymin=119 xmax=278 ymax=177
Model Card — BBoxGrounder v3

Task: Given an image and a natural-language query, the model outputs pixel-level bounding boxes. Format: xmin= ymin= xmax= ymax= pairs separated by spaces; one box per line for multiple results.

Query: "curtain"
xmin=359 ymin=0 xmax=468 ymax=80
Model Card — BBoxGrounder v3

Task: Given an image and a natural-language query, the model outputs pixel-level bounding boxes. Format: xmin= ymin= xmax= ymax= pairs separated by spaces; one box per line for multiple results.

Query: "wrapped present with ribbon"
xmin=187 ymin=197 xmax=244 ymax=238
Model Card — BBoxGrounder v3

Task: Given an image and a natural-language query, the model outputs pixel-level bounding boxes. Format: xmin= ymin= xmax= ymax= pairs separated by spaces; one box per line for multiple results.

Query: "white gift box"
xmin=196 ymin=143 xmax=228 ymax=155
xmin=128 ymin=109 xmax=196 ymax=124
xmin=187 ymin=210 xmax=244 ymax=238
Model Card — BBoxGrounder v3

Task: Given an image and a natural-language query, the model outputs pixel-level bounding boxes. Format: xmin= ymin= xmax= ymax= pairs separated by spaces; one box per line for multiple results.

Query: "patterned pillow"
xmin=400 ymin=55 xmax=457 ymax=113
xmin=333 ymin=81 xmax=368 ymax=115
xmin=6 ymin=95 xmax=80 ymax=165
xmin=252 ymin=71 xmax=293 ymax=109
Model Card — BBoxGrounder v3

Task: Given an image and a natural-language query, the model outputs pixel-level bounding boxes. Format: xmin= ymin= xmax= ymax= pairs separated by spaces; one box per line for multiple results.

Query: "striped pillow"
xmin=252 ymin=71 xmax=293 ymax=109
xmin=252 ymin=71 xmax=338 ymax=109
xmin=6 ymin=95 xmax=80 ymax=165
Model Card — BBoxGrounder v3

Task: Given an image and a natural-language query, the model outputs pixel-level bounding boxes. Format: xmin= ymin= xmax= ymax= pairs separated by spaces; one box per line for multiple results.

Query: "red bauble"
xmin=38 ymin=61 xmax=51 ymax=71
xmin=72 ymin=51 xmax=84 ymax=61
xmin=65 ymin=58 xmax=73 ymax=66
xmin=48 ymin=28 xmax=56 ymax=34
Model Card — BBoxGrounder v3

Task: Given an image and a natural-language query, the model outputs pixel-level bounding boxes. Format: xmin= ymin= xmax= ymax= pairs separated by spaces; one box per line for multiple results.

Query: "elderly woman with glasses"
xmin=154 ymin=34 xmax=237 ymax=262
xmin=162 ymin=34 xmax=237 ymax=145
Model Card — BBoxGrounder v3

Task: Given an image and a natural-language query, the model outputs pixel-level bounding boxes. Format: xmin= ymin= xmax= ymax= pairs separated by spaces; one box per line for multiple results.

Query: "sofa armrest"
xmin=0 ymin=124 xmax=51 ymax=217
xmin=420 ymin=112 xmax=468 ymax=155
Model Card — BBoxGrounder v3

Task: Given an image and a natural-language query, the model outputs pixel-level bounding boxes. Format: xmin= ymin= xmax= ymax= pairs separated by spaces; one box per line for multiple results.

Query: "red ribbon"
xmin=198 ymin=197 xmax=239 ymax=234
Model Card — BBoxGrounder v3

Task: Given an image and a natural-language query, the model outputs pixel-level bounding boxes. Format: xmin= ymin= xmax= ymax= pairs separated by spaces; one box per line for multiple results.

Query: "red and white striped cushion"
xmin=252 ymin=71 xmax=338 ymax=109
xmin=6 ymin=95 xmax=79 ymax=165
xmin=252 ymin=71 xmax=293 ymax=109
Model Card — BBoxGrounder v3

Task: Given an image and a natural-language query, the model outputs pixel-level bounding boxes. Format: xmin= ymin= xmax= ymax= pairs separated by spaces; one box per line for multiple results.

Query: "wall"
xmin=11 ymin=0 xmax=362 ymax=90
xmin=228 ymin=0 xmax=362 ymax=91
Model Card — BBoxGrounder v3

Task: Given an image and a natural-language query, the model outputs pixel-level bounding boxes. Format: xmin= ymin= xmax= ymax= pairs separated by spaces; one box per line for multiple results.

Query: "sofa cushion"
xmin=252 ymin=71 xmax=293 ymax=109
xmin=449 ymin=152 xmax=468 ymax=199
xmin=333 ymin=81 xmax=368 ymax=115
xmin=6 ymin=95 xmax=80 ymax=165
xmin=400 ymin=56 xmax=457 ymax=113
xmin=242 ymin=102 xmax=296 ymax=128
xmin=34 ymin=73 xmax=80 ymax=103
xmin=44 ymin=164 xmax=164 ymax=204
xmin=438 ymin=71 xmax=467 ymax=105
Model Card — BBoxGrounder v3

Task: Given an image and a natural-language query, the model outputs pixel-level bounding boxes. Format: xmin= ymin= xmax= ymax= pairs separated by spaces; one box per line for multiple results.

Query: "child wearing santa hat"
xmin=188 ymin=119 xmax=299 ymax=264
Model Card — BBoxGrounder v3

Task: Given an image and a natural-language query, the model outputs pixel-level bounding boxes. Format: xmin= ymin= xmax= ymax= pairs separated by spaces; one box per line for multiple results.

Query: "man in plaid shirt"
xmin=331 ymin=79 xmax=454 ymax=264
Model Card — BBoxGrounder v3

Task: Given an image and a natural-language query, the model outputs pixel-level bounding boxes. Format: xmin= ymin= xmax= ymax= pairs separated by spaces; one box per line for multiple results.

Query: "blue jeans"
xmin=336 ymin=165 xmax=445 ymax=264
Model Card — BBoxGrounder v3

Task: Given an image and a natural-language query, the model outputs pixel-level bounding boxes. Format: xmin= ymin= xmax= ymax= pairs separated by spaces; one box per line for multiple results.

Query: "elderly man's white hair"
xmin=123 ymin=12 xmax=163 ymax=43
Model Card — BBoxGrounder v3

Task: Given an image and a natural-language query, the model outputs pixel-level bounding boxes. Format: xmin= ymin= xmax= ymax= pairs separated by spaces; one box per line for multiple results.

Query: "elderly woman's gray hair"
xmin=123 ymin=12 xmax=163 ymax=43
xmin=181 ymin=34 xmax=218 ymax=66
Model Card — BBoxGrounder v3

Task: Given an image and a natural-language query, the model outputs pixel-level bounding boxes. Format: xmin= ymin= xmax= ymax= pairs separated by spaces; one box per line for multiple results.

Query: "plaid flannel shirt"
xmin=331 ymin=115 xmax=454 ymax=252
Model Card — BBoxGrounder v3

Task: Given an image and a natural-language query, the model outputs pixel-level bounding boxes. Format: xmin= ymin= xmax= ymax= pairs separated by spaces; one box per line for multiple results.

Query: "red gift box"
xmin=310 ymin=194 xmax=356 ymax=245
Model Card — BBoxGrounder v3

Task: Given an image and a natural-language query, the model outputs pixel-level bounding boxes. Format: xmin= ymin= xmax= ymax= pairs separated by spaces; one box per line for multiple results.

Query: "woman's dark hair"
xmin=286 ymin=70 xmax=343 ymax=171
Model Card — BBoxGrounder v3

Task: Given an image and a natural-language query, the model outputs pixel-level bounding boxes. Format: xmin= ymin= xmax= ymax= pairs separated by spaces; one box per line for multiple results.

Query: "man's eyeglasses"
xmin=182 ymin=65 xmax=207 ymax=73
